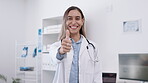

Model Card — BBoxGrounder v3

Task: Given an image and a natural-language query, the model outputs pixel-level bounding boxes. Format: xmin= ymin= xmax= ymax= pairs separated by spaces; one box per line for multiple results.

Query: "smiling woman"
xmin=66 ymin=10 xmax=84 ymax=39
xmin=58 ymin=6 xmax=86 ymax=41
xmin=48 ymin=6 xmax=102 ymax=83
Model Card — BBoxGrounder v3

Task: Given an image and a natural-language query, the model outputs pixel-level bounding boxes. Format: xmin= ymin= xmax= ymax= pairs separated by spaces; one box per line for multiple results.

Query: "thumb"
xmin=66 ymin=30 xmax=70 ymax=39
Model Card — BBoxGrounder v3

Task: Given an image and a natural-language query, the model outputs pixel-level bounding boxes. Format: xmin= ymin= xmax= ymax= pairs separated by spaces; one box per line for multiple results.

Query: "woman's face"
xmin=66 ymin=9 xmax=84 ymax=36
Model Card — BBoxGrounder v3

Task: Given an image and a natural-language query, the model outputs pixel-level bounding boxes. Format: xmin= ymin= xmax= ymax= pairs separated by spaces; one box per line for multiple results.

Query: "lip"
xmin=69 ymin=26 xmax=78 ymax=29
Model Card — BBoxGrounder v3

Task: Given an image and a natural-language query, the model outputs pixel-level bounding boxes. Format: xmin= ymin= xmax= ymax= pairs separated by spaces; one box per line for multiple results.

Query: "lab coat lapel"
xmin=64 ymin=36 xmax=88 ymax=83
xmin=64 ymin=47 xmax=73 ymax=83
xmin=79 ymin=36 xmax=88 ymax=56
xmin=78 ymin=36 xmax=88 ymax=83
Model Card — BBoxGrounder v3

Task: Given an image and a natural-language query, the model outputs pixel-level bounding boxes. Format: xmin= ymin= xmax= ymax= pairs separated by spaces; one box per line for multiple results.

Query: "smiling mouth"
xmin=69 ymin=26 xmax=78 ymax=29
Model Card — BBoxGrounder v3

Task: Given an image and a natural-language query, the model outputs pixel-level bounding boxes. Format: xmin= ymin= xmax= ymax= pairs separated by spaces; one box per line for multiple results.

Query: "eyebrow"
xmin=67 ymin=16 xmax=81 ymax=17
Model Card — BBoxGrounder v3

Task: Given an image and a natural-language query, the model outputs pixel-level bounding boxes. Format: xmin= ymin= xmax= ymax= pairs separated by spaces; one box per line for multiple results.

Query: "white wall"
xmin=0 ymin=0 xmax=25 ymax=82
xmin=24 ymin=0 xmax=42 ymax=43
xmin=101 ymin=0 xmax=148 ymax=83
xmin=24 ymin=0 xmax=148 ymax=83
xmin=24 ymin=0 xmax=107 ymax=41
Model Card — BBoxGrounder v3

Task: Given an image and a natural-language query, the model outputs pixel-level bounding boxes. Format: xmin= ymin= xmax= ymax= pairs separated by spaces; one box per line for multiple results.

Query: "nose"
xmin=71 ymin=19 xmax=76 ymax=24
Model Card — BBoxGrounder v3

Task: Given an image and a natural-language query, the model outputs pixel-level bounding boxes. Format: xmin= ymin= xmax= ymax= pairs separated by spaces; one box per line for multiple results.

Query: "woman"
xmin=50 ymin=6 xmax=102 ymax=83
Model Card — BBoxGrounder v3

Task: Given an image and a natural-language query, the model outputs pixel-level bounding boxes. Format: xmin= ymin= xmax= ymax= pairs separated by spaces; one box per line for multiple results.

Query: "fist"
xmin=59 ymin=30 xmax=72 ymax=54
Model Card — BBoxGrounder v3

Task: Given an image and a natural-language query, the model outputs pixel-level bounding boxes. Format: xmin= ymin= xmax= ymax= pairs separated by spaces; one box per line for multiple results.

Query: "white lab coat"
xmin=49 ymin=36 xmax=102 ymax=83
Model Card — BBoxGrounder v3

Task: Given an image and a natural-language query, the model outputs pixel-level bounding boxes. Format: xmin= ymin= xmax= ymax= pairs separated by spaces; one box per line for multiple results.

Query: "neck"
xmin=70 ymin=33 xmax=80 ymax=42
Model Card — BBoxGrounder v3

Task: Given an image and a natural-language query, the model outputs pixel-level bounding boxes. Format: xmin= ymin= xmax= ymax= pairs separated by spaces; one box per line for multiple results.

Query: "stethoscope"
xmin=86 ymin=39 xmax=99 ymax=63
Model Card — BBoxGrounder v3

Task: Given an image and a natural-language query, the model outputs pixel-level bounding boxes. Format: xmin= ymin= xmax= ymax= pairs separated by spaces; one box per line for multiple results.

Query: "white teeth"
xmin=71 ymin=26 xmax=77 ymax=28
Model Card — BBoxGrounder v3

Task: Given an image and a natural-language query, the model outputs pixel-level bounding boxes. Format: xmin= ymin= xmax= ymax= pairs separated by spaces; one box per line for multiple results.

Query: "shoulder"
xmin=85 ymin=38 xmax=99 ymax=50
xmin=87 ymin=40 xmax=96 ymax=45
xmin=86 ymin=39 xmax=98 ymax=47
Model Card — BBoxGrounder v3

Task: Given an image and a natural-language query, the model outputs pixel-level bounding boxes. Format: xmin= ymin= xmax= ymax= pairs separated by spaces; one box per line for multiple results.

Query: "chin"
xmin=70 ymin=31 xmax=79 ymax=35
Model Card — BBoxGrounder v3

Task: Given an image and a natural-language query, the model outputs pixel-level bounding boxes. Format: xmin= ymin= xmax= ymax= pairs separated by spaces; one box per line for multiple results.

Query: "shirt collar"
xmin=70 ymin=35 xmax=82 ymax=44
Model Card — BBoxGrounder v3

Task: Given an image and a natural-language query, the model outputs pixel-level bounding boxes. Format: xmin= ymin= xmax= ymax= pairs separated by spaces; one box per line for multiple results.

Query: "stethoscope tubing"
xmin=86 ymin=39 xmax=99 ymax=62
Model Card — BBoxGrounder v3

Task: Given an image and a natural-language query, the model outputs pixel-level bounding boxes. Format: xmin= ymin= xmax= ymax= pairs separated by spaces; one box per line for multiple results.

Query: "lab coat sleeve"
xmin=56 ymin=48 xmax=67 ymax=60
xmin=49 ymin=41 xmax=62 ymax=64
xmin=93 ymin=45 xmax=102 ymax=83
xmin=50 ymin=41 xmax=65 ymax=83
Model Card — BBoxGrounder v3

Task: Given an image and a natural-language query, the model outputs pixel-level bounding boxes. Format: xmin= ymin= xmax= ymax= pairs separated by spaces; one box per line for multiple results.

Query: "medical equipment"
xmin=21 ymin=47 xmax=28 ymax=57
xmin=33 ymin=47 xmax=37 ymax=57
xmin=86 ymin=39 xmax=99 ymax=62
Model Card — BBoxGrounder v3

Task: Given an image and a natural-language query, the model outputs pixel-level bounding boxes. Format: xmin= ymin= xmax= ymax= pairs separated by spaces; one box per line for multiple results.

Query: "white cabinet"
xmin=15 ymin=41 xmax=40 ymax=83
xmin=41 ymin=16 xmax=62 ymax=83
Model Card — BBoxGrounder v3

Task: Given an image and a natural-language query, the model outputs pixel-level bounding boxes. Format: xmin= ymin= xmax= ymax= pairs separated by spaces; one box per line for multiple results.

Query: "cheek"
xmin=66 ymin=21 xmax=71 ymax=26
xmin=66 ymin=21 xmax=68 ymax=26
xmin=78 ymin=21 xmax=84 ymax=26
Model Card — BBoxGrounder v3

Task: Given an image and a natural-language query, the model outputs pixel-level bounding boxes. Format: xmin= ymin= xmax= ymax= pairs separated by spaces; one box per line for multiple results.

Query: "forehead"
xmin=68 ymin=10 xmax=81 ymax=17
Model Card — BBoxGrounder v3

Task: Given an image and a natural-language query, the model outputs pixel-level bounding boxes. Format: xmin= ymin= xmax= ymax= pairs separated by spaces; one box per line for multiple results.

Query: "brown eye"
xmin=75 ymin=16 xmax=80 ymax=20
xmin=67 ymin=16 xmax=72 ymax=21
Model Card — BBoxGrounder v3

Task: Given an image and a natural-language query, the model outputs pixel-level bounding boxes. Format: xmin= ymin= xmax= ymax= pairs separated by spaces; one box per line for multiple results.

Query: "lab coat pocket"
xmin=84 ymin=72 xmax=93 ymax=83
xmin=85 ymin=60 xmax=94 ymax=73
xmin=83 ymin=60 xmax=94 ymax=83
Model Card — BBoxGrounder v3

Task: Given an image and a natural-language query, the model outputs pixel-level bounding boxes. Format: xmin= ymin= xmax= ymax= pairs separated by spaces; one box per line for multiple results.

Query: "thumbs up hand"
xmin=59 ymin=30 xmax=72 ymax=54
xmin=66 ymin=29 xmax=70 ymax=39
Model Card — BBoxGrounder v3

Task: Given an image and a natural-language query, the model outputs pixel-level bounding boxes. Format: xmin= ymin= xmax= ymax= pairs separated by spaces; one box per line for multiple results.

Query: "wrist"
xmin=59 ymin=47 xmax=65 ymax=55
